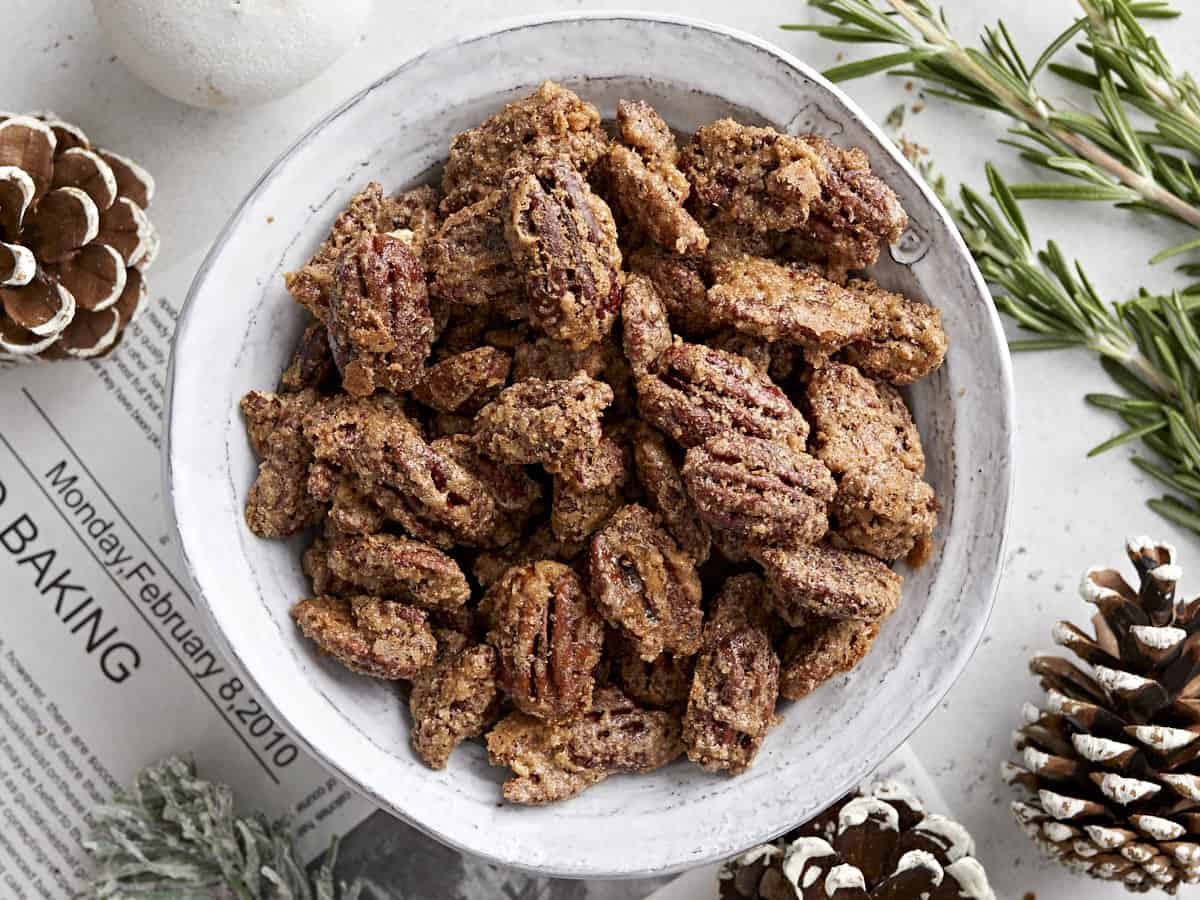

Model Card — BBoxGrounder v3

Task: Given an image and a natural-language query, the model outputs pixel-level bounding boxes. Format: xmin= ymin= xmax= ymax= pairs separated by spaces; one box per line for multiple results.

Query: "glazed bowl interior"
xmin=168 ymin=13 xmax=1013 ymax=879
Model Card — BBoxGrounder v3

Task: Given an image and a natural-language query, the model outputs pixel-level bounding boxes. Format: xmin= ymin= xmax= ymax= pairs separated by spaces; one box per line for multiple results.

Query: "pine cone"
xmin=718 ymin=780 xmax=994 ymax=899
xmin=1005 ymin=536 xmax=1200 ymax=894
xmin=0 ymin=112 xmax=156 ymax=362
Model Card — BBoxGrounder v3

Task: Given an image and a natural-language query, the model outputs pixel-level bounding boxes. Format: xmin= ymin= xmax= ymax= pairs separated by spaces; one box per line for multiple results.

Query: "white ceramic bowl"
xmin=168 ymin=12 xmax=1014 ymax=879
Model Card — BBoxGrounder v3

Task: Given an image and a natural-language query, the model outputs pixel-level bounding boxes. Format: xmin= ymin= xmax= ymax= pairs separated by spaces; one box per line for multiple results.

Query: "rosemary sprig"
xmin=85 ymin=756 xmax=364 ymax=900
xmin=932 ymin=162 xmax=1200 ymax=533
xmin=787 ymin=0 xmax=1200 ymax=239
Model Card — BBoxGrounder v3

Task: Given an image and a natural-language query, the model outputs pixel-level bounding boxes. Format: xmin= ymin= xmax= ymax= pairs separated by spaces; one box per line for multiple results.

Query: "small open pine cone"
xmin=718 ymin=780 xmax=995 ymax=899
xmin=0 ymin=111 xmax=156 ymax=361
xmin=1005 ymin=536 xmax=1200 ymax=893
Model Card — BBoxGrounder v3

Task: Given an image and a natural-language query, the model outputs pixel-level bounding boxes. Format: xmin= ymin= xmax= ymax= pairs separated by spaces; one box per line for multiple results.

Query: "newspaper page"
xmin=0 ymin=249 xmax=374 ymax=898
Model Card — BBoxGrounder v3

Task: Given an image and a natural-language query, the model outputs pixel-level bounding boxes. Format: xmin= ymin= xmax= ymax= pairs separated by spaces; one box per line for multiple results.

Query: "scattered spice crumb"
xmin=1024 ymin=892 xmax=1036 ymax=900
xmin=884 ymin=104 xmax=906 ymax=131
xmin=912 ymin=102 xmax=925 ymax=115
xmin=266 ymin=216 xmax=275 ymax=224
xmin=836 ymin=52 xmax=845 ymax=61
xmin=905 ymin=81 xmax=914 ymax=92
xmin=959 ymin=387 xmax=967 ymax=397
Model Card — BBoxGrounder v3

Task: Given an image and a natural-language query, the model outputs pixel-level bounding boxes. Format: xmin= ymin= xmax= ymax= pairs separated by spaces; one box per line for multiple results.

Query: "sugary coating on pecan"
xmin=441 ymin=81 xmax=609 ymax=214
xmin=410 ymin=630 xmax=500 ymax=769
xmin=303 ymin=535 xmax=350 ymax=596
xmin=472 ymin=523 xmax=586 ymax=589
xmin=632 ymin=424 xmax=711 ymax=563
xmin=805 ymin=362 xmax=925 ymax=476
xmin=327 ymin=233 xmax=435 ymax=396
xmin=754 ymin=543 xmax=901 ymax=624
xmin=706 ymin=254 xmax=870 ymax=352
xmin=284 ymin=181 xmax=392 ymax=318
xmin=412 ymin=346 xmax=511 ymax=414
xmin=683 ymin=432 xmax=836 ymax=547
xmin=380 ymin=184 xmax=441 ymax=255
xmin=306 ymin=462 xmax=338 ymax=503
xmin=636 ymin=342 xmax=810 ymax=451
xmin=556 ymin=433 xmax=627 ymax=492
xmin=840 ymin=278 xmax=947 ymax=385
xmin=325 ymin=532 xmax=471 ymax=610
xmin=485 ymin=561 xmax=605 ymax=723
xmin=605 ymin=143 xmax=708 ymax=256
xmin=473 ymin=372 xmax=612 ymax=470
xmin=304 ymin=395 xmax=498 ymax=547
xmin=778 ymin=615 xmax=880 ymax=700
xmin=279 ymin=320 xmax=336 ymax=393
xmin=291 ymin=595 xmax=437 ymax=679
xmin=709 ymin=329 xmax=773 ymax=374
xmin=681 ymin=119 xmax=821 ymax=233
xmin=588 ymin=504 xmax=703 ymax=661
xmin=621 ymin=273 xmax=674 ymax=377
xmin=616 ymin=100 xmax=689 ymax=197
xmin=241 ymin=388 xmax=325 ymax=538
xmin=627 ymin=246 xmax=719 ymax=336
xmin=327 ymin=477 xmax=386 ymax=536
xmin=425 ymin=191 xmax=526 ymax=310
xmin=683 ymin=575 xmax=779 ymax=774
xmin=430 ymin=434 xmax=542 ymax=515
xmin=830 ymin=463 xmax=937 ymax=563
xmin=428 ymin=412 xmax=474 ymax=438
xmin=551 ymin=474 xmax=626 ymax=545
xmin=794 ymin=134 xmax=908 ymax=271
xmin=610 ymin=636 xmax=695 ymax=709
xmin=511 ymin=334 xmax=608 ymax=383
xmin=485 ymin=686 xmax=683 ymax=804
xmin=503 ymin=161 xmax=623 ymax=349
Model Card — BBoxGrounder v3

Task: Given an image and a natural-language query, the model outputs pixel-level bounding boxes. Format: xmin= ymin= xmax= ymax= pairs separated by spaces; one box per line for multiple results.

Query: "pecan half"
xmin=328 ymin=233 xmax=434 ymax=396
xmin=473 ymin=372 xmax=612 ymax=470
xmin=604 ymin=141 xmax=707 ymax=256
xmin=486 ymin=686 xmax=683 ymax=804
xmin=840 ymin=278 xmax=947 ymax=385
xmin=683 ymin=432 xmax=836 ymax=547
xmin=412 ymin=346 xmax=511 ymax=414
xmin=279 ymin=320 xmax=336 ymax=393
xmin=410 ymin=631 xmax=500 ymax=769
xmin=778 ymin=616 xmax=880 ymax=701
xmin=610 ymin=635 xmax=695 ymax=709
xmin=830 ymin=462 xmax=937 ymax=563
xmin=325 ymin=533 xmax=471 ymax=610
xmin=621 ymin=273 xmax=673 ymax=377
xmin=503 ymin=161 xmax=623 ymax=350
xmin=327 ymin=476 xmax=386 ymax=536
xmin=627 ymin=245 xmax=718 ymax=336
xmin=486 ymin=561 xmax=605 ymax=723
xmin=632 ymin=423 xmax=711 ymax=563
xmin=241 ymin=388 xmax=325 ymax=538
xmin=683 ymin=575 xmax=779 ymax=774
xmin=588 ymin=504 xmax=703 ymax=661
xmin=753 ymin=543 xmax=901 ymax=624
xmin=291 ymin=595 xmax=436 ymax=679
xmin=425 ymin=191 xmax=526 ymax=310
xmin=636 ymin=342 xmax=810 ymax=451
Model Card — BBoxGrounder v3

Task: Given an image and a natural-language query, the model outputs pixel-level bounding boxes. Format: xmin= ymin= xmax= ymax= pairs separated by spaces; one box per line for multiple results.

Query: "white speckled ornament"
xmin=92 ymin=0 xmax=373 ymax=109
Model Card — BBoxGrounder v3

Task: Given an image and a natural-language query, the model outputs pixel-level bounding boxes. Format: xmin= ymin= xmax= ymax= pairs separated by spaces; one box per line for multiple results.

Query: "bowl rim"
xmin=166 ymin=8 xmax=1015 ymax=879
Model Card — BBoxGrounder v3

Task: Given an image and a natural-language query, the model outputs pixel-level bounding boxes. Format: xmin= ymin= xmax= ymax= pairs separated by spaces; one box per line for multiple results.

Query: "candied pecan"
xmin=327 ymin=477 xmax=386 ymax=535
xmin=621 ymin=273 xmax=673 ymax=377
xmin=473 ymin=372 xmax=612 ymax=471
xmin=683 ymin=575 xmax=779 ymax=774
xmin=632 ymin=424 xmax=711 ymax=563
xmin=711 ymin=529 xmax=753 ymax=564
xmin=284 ymin=182 xmax=391 ymax=318
xmin=680 ymin=119 xmax=821 ymax=233
xmin=428 ymin=412 xmax=473 ymax=438
xmin=304 ymin=395 xmax=498 ymax=547
xmin=805 ymin=362 xmax=924 ymax=476
xmin=627 ymin=246 xmax=718 ymax=335
xmin=683 ymin=433 xmax=835 ymax=547
xmin=840 ymin=278 xmax=947 ymax=385
xmin=616 ymin=100 xmax=689 ymax=196
xmin=605 ymin=143 xmax=707 ymax=256
xmin=709 ymin=329 xmax=772 ymax=374
xmin=306 ymin=461 xmax=338 ymax=503
xmin=486 ymin=686 xmax=683 ymax=804
xmin=552 ymin=476 xmax=625 ymax=545
xmin=441 ymin=81 xmax=609 ymax=213
xmin=511 ymin=335 xmax=607 ymax=383
xmin=706 ymin=254 xmax=870 ymax=352
xmin=380 ymin=184 xmax=441 ymax=254
xmin=778 ymin=616 xmax=880 ymax=700
xmin=410 ymin=631 xmax=500 ymax=769
xmin=556 ymin=433 xmax=627 ymax=492
xmin=412 ymin=346 xmax=511 ymax=414
xmin=431 ymin=434 xmax=542 ymax=515
xmin=302 ymin=536 xmax=350 ymax=596
xmin=588 ymin=504 xmax=703 ymax=661
xmin=473 ymin=523 xmax=586 ymax=589
xmin=830 ymin=463 xmax=937 ymax=563
xmin=753 ymin=543 xmax=901 ymax=624
xmin=425 ymin=191 xmax=525 ymax=310
xmin=610 ymin=636 xmax=694 ymax=709
xmin=241 ymin=388 xmax=325 ymax=538
xmin=280 ymin=319 xmax=336 ymax=393
xmin=635 ymin=342 xmax=810 ymax=451
xmin=793 ymin=134 xmax=908 ymax=272
xmin=291 ymin=595 xmax=437 ymax=679
xmin=327 ymin=233 xmax=434 ymax=396
xmin=486 ymin=561 xmax=605 ymax=722
xmin=325 ymin=533 xmax=470 ymax=610
xmin=503 ymin=161 xmax=623 ymax=350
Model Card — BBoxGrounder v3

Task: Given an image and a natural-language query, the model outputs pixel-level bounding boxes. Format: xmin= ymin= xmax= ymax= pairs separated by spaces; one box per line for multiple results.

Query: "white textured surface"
xmin=8 ymin=1 xmax=1200 ymax=897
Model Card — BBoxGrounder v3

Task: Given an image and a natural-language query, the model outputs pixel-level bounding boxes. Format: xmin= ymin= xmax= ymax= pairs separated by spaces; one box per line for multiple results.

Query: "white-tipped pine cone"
xmin=1005 ymin=536 xmax=1200 ymax=893
xmin=0 ymin=111 xmax=156 ymax=362
xmin=718 ymin=780 xmax=995 ymax=899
